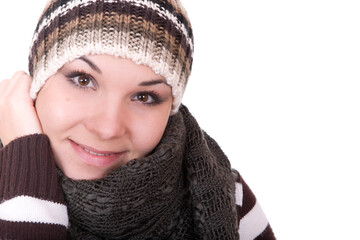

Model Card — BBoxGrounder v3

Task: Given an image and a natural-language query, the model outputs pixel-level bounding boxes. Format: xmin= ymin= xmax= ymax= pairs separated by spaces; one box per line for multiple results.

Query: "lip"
xmin=69 ymin=139 xmax=125 ymax=167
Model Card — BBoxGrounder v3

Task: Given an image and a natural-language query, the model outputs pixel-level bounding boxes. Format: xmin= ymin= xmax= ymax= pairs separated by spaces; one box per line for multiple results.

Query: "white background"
xmin=1 ymin=0 xmax=360 ymax=239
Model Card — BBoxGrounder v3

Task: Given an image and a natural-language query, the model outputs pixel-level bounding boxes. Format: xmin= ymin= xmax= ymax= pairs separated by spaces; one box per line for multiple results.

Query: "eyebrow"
xmin=138 ymin=79 xmax=168 ymax=87
xmin=77 ymin=57 xmax=167 ymax=87
xmin=78 ymin=56 xmax=102 ymax=74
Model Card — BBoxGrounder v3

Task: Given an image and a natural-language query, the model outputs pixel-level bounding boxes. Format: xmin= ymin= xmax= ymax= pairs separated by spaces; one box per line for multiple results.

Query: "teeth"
xmin=82 ymin=147 xmax=111 ymax=156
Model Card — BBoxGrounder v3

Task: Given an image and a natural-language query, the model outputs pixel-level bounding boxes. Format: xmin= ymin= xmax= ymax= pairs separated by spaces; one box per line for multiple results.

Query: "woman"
xmin=0 ymin=0 xmax=275 ymax=239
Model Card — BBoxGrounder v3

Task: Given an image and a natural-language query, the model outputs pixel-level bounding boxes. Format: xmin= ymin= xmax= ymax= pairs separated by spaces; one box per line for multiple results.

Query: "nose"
xmin=83 ymin=97 xmax=128 ymax=140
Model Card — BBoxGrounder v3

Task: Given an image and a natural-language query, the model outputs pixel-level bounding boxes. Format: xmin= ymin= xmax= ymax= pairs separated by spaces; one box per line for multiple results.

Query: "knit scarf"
xmin=58 ymin=105 xmax=239 ymax=239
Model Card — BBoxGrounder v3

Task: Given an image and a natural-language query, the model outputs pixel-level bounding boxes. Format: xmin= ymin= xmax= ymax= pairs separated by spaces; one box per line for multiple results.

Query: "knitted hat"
xmin=28 ymin=0 xmax=194 ymax=113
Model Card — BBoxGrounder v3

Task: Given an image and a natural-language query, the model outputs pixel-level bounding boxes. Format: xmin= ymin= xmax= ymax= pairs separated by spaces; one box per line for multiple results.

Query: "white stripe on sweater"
xmin=239 ymin=200 xmax=268 ymax=240
xmin=0 ymin=195 xmax=69 ymax=227
xmin=235 ymin=182 xmax=243 ymax=206
xmin=29 ymin=0 xmax=193 ymax=57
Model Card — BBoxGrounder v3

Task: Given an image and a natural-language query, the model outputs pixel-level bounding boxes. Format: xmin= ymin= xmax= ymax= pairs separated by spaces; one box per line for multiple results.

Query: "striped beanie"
xmin=28 ymin=0 xmax=194 ymax=113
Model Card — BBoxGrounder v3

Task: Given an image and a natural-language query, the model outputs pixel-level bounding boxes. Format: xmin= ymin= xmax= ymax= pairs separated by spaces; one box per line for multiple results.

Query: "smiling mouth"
xmin=81 ymin=147 xmax=112 ymax=156
xmin=69 ymin=139 xmax=125 ymax=167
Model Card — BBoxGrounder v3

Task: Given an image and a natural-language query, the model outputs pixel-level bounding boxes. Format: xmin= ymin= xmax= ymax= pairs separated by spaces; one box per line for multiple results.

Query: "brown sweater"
xmin=0 ymin=134 xmax=275 ymax=239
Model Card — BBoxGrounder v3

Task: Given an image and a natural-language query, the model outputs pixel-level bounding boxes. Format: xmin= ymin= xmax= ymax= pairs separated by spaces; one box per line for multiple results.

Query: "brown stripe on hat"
xmin=39 ymin=0 xmax=193 ymax=39
xmin=29 ymin=12 xmax=191 ymax=79
xmin=30 ymin=0 xmax=193 ymax=62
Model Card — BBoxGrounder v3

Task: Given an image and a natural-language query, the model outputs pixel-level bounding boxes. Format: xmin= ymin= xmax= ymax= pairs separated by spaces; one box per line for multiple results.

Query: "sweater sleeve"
xmin=0 ymin=134 xmax=68 ymax=240
xmin=232 ymin=169 xmax=276 ymax=240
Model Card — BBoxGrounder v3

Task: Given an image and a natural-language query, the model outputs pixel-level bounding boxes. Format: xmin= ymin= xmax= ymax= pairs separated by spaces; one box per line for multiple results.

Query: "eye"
xmin=72 ymin=74 xmax=95 ymax=88
xmin=66 ymin=71 xmax=96 ymax=90
xmin=137 ymin=94 xmax=150 ymax=102
xmin=136 ymin=93 xmax=153 ymax=103
xmin=132 ymin=91 xmax=163 ymax=106
xmin=77 ymin=75 xmax=91 ymax=86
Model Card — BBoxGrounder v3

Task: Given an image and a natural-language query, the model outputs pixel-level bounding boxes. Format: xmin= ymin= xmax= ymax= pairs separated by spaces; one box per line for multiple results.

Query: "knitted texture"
xmin=28 ymin=0 xmax=194 ymax=113
xmin=58 ymin=105 xmax=239 ymax=239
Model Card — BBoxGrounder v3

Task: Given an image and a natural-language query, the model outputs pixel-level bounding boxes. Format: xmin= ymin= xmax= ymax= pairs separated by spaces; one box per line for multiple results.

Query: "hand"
xmin=0 ymin=71 xmax=43 ymax=146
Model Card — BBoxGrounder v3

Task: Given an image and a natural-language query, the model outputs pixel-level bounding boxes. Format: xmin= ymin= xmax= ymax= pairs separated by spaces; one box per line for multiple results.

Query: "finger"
xmin=8 ymin=71 xmax=33 ymax=101
xmin=8 ymin=71 xmax=27 ymax=88
xmin=0 ymin=79 xmax=12 ymax=101
xmin=11 ymin=71 xmax=30 ymax=80
xmin=0 ymin=72 xmax=28 ymax=100
xmin=1 ymin=71 xmax=30 ymax=91
xmin=12 ymin=71 xmax=32 ymax=89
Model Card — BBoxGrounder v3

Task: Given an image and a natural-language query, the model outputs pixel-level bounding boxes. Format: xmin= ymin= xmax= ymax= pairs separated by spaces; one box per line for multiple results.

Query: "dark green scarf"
xmin=58 ymin=105 xmax=239 ymax=239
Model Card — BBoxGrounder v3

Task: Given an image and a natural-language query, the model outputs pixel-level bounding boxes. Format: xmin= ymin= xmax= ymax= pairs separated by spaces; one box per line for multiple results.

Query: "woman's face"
xmin=36 ymin=55 xmax=173 ymax=180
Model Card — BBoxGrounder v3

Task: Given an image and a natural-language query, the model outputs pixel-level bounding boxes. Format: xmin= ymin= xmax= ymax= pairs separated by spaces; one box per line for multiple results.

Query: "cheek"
xmin=131 ymin=110 xmax=170 ymax=155
xmin=36 ymin=88 xmax=79 ymax=135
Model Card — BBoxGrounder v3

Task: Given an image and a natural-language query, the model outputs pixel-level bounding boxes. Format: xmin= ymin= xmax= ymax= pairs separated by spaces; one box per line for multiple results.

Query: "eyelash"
xmin=65 ymin=70 xmax=164 ymax=106
xmin=133 ymin=91 xmax=164 ymax=106
xmin=65 ymin=70 xmax=96 ymax=90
